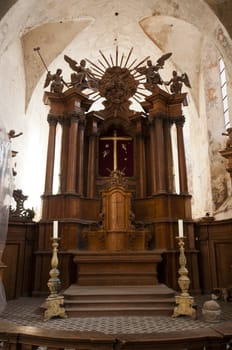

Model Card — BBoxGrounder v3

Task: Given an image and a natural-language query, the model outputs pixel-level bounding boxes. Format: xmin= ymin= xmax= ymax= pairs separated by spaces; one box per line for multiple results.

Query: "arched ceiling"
xmin=1 ymin=0 xmax=232 ymax=112
xmin=140 ymin=16 xmax=203 ymax=106
xmin=22 ymin=19 xmax=93 ymax=108
xmin=1 ymin=0 xmax=232 ymax=35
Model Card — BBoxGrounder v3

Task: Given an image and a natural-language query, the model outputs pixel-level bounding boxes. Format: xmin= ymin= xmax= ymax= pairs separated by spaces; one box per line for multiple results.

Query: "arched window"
xmin=219 ymin=57 xmax=231 ymax=128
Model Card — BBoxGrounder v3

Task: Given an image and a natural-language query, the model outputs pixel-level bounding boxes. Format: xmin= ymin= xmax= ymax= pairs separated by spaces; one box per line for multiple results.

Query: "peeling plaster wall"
xmin=22 ymin=19 xmax=94 ymax=109
xmin=0 ymin=0 xmax=18 ymax=20
xmin=0 ymin=39 xmax=26 ymax=183
xmin=202 ymin=40 xmax=231 ymax=211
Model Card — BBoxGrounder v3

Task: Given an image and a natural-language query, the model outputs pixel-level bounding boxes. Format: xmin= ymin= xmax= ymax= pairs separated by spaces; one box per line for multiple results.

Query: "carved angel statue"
xmin=43 ymin=68 xmax=66 ymax=93
xmin=8 ymin=129 xmax=23 ymax=139
xmin=136 ymin=52 xmax=172 ymax=86
xmin=64 ymin=55 xmax=98 ymax=90
xmin=222 ymin=127 xmax=232 ymax=149
xmin=165 ymin=70 xmax=191 ymax=95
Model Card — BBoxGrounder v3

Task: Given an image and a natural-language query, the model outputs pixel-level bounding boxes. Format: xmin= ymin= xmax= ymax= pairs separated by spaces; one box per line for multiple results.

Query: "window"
xmin=219 ymin=57 xmax=231 ymax=128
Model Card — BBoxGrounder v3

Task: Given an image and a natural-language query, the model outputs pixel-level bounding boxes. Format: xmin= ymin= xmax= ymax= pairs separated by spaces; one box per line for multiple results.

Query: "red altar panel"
xmin=98 ymin=129 xmax=133 ymax=177
xmin=117 ymin=138 xmax=133 ymax=176
xmin=98 ymin=139 xmax=114 ymax=176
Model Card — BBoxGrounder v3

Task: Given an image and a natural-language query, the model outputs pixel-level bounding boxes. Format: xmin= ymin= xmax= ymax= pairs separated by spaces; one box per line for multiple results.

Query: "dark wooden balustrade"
xmin=0 ymin=320 xmax=232 ymax=350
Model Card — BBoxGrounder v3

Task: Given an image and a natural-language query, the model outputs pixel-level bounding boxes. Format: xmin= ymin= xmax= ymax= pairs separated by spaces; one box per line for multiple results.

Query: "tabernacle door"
xmin=102 ymin=186 xmax=132 ymax=232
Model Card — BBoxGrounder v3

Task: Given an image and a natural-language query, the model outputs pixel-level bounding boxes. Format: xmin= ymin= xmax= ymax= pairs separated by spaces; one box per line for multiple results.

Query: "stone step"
xmin=64 ymin=306 xmax=174 ymax=317
xmin=64 ymin=298 xmax=175 ymax=308
xmin=62 ymin=284 xmax=176 ymax=317
xmin=63 ymin=284 xmax=175 ymax=300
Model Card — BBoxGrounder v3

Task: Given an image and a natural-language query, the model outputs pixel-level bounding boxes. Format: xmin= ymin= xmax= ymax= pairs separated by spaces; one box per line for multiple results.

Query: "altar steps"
xmin=63 ymin=284 xmax=176 ymax=317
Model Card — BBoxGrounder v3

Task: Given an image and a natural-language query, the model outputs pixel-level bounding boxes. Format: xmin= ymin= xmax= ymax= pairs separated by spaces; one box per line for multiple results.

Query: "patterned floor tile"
xmin=0 ymin=295 xmax=231 ymax=335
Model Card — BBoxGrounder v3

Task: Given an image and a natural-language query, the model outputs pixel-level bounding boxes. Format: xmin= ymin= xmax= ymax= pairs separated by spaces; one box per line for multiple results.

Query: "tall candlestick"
xmin=44 ymin=234 xmax=67 ymax=321
xmin=178 ymin=219 xmax=183 ymax=237
xmin=173 ymin=236 xmax=196 ymax=319
xmin=53 ymin=221 xmax=58 ymax=239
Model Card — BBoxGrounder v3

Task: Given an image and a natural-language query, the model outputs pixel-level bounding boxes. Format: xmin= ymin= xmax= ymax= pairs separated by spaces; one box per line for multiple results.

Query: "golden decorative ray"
xmin=115 ymin=46 xmax=119 ymax=66
xmin=124 ymin=47 xmax=133 ymax=67
xmin=110 ymin=54 xmax=114 ymax=66
xmin=132 ymin=95 xmax=143 ymax=104
xmin=135 ymin=90 xmax=150 ymax=98
xmin=127 ymin=58 xmax=137 ymax=70
xmin=85 ymin=58 xmax=105 ymax=74
xmin=92 ymin=95 xmax=103 ymax=102
xmin=130 ymin=56 xmax=150 ymax=71
xmin=99 ymin=50 xmax=111 ymax=68
xmin=120 ymin=53 xmax=124 ymax=67
xmin=98 ymin=59 xmax=107 ymax=69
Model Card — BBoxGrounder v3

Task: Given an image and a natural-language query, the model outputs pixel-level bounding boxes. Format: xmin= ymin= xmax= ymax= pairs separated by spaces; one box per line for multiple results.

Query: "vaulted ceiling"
xmin=1 ymin=0 xmax=231 ymax=110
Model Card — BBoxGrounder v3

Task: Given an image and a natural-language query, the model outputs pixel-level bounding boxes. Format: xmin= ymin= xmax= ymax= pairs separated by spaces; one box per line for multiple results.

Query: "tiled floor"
xmin=0 ymin=295 xmax=232 ymax=335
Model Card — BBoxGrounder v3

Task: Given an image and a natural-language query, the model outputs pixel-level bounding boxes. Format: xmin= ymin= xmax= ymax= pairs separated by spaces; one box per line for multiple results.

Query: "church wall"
xmin=202 ymin=40 xmax=231 ymax=213
xmin=186 ymin=50 xmax=213 ymax=219
xmin=0 ymin=0 xmax=231 ymax=221
xmin=0 ymin=37 xmax=48 ymax=220
xmin=0 ymin=39 xmax=25 ymax=132
xmin=21 ymin=88 xmax=48 ymax=219
xmin=0 ymin=39 xmax=27 ymax=190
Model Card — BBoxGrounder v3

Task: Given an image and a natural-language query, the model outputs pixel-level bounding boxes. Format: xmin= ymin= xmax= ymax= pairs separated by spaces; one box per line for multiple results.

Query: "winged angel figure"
xmin=64 ymin=55 xmax=98 ymax=90
xmin=165 ymin=70 xmax=191 ymax=95
xmin=136 ymin=52 xmax=172 ymax=86
xmin=43 ymin=68 xmax=66 ymax=93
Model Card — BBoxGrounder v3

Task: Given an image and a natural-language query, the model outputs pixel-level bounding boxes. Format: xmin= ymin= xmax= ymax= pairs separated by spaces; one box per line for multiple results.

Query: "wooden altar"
xmin=70 ymin=171 xmax=163 ymax=287
xmin=33 ymin=51 xmax=200 ymax=314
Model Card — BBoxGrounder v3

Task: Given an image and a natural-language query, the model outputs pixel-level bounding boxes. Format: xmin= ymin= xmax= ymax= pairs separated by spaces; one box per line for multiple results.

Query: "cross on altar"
xmin=100 ymin=130 xmax=132 ymax=173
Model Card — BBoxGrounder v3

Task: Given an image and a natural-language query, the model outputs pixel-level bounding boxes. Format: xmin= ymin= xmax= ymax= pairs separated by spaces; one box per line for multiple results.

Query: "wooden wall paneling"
xmin=2 ymin=222 xmax=37 ymax=300
xmin=22 ymin=226 xmax=38 ymax=296
xmin=33 ymin=251 xmax=75 ymax=296
xmin=198 ymin=240 xmax=212 ymax=293
xmin=186 ymin=251 xmax=201 ymax=294
xmin=2 ymin=243 xmax=20 ymax=299
xmin=196 ymin=219 xmax=232 ymax=293
xmin=33 ymin=252 xmax=51 ymax=296
xmin=158 ymin=251 xmax=179 ymax=291
xmin=212 ymin=241 xmax=232 ymax=288
xmin=59 ymin=252 xmax=76 ymax=291
xmin=158 ymin=250 xmax=200 ymax=294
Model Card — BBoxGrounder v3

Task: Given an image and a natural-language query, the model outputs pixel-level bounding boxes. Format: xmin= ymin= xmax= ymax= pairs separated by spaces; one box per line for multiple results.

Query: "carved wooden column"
xmin=59 ymin=118 xmax=69 ymax=193
xmin=77 ymin=114 xmax=86 ymax=195
xmin=133 ymin=115 xmax=146 ymax=197
xmin=66 ymin=114 xmax=79 ymax=193
xmin=164 ymin=119 xmax=174 ymax=192
xmin=87 ymin=119 xmax=98 ymax=198
xmin=148 ymin=118 xmax=157 ymax=195
xmin=176 ymin=118 xmax=188 ymax=194
xmin=44 ymin=115 xmax=58 ymax=194
xmin=137 ymin=132 xmax=146 ymax=197
xmin=155 ymin=115 xmax=166 ymax=193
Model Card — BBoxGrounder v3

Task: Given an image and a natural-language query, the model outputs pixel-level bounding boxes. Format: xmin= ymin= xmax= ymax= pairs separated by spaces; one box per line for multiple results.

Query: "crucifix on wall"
xmin=99 ymin=129 xmax=133 ymax=177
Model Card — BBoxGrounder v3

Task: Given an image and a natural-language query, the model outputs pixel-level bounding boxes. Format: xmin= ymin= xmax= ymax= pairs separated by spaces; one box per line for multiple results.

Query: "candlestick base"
xmin=173 ymin=235 xmax=196 ymax=319
xmin=44 ymin=237 xmax=67 ymax=321
xmin=173 ymin=295 xmax=196 ymax=319
xmin=44 ymin=295 xmax=67 ymax=321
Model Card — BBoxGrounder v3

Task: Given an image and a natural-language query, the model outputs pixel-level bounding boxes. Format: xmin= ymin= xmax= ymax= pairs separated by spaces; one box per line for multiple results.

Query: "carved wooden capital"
xmin=47 ymin=114 xmax=59 ymax=124
xmin=175 ymin=117 xmax=185 ymax=127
